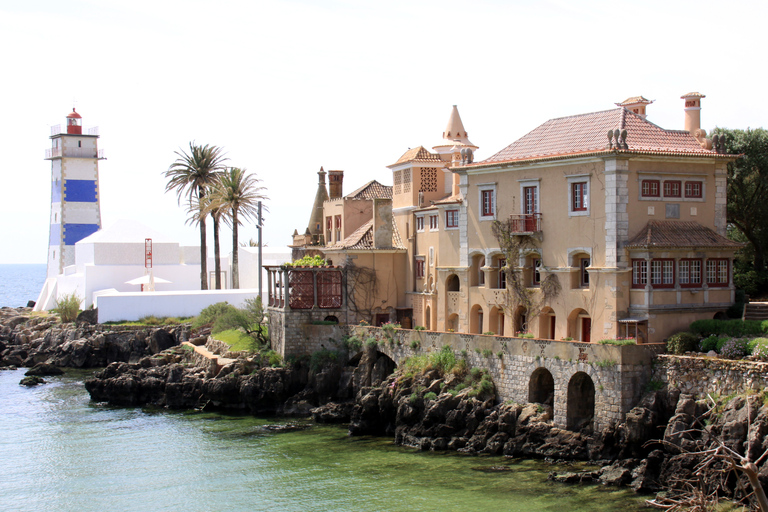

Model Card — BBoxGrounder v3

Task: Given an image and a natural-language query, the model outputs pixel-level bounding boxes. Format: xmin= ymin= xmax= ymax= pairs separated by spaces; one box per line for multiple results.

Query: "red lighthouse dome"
xmin=66 ymin=108 xmax=82 ymax=134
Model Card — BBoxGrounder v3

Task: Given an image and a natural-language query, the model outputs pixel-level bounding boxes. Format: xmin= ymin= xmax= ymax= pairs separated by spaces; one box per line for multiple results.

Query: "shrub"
xmin=483 ymin=331 xmax=495 ymax=336
xmin=344 ymin=335 xmax=363 ymax=351
xmin=365 ymin=337 xmax=378 ymax=348
xmin=752 ymin=339 xmax=768 ymax=360
xmin=423 ymin=392 xmax=437 ymax=401
xmin=211 ymin=308 xmax=252 ymax=334
xmin=720 ymin=338 xmax=749 ymax=359
xmin=482 ymin=349 xmax=493 ymax=358
xmin=689 ymin=319 xmax=765 ymax=338
xmin=192 ymin=302 xmax=237 ymax=330
xmin=700 ymin=334 xmax=725 ymax=352
xmin=285 ymin=255 xmax=327 ymax=267
xmin=310 ymin=348 xmax=339 ymax=372
xmin=410 ymin=340 xmax=420 ymax=350
xmin=747 ymin=337 xmax=768 ymax=353
xmin=666 ymin=332 xmax=700 ymax=355
xmin=414 ymin=325 xmax=426 ymax=331
xmin=598 ymin=338 xmax=636 ymax=346
xmin=53 ymin=292 xmax=82 ymax=323
xmin=431 ymin=345 xmax=458 ymax=374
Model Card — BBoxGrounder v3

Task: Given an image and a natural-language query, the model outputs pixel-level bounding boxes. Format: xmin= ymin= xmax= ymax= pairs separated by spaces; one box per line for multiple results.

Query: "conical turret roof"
xmin=307 ymin=167 xmax=329 ymax=236
xmin=433 ymin=105 xmax=476 ymax=150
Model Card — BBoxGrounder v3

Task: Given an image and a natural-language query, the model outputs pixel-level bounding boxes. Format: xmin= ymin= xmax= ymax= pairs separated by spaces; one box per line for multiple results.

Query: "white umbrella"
xmin=125 ymin=275 xmax=172 ymax=285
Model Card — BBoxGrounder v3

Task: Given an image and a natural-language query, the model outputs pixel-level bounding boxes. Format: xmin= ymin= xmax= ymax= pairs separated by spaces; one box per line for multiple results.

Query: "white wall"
xmin=96 ymin=289 xmax=261 ymax=323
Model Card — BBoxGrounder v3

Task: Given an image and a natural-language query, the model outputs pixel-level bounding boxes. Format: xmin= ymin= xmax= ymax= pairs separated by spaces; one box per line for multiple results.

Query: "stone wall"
xmin=652 ymin=354 xmax=768 ymax=398
xmin=271 ymin=317 xmax=664 ymax=430
xmin=268 ymin=307 xmax=347 ymax=357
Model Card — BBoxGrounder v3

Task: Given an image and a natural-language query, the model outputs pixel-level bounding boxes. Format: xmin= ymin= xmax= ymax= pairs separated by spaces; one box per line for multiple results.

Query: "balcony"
xmin=45 ymin=148 xmax=105 ymax=160
xmin=508 ymin=213 xmax=542 ymax=234
xmin=50 ymin=125 xmax=100 ymax=136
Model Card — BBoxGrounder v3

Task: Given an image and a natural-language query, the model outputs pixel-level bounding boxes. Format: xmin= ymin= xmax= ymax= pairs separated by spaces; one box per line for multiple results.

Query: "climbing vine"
xmin=491 ymin=219 xmax=561 ymax=332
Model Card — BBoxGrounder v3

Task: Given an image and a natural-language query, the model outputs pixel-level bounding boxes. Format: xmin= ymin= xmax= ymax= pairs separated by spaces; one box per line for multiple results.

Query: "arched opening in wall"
xmin=567 ymin=308 xmax=591 ymax=342
xmin=538 ymin=307 xmax=555 ymax=340
xmin=470 ymin=304 xmax=483 ymax=334
xmin=447 ymin=313 xmax=459 ymax=332
xmin=425 ymin=306 xmax=431 ymax=330
xmin=370 ymin=351 xmax=397 ymax=387
xmin=513 ymin=306 xmax=528 ymax=335
xmin=446 ymin=274 xmax=460 ymax=292
xmin=470 ymin=254 xmax=485 ymax=287
xmin=713 ymin=311 xmax=728 ymax=320
xmin=528 ymin=367 xmax=554 ymax=406
xmin=323 ymin=315 xmax=339 ymax=324
xmin=567 ymin=371 xmax=595 ymax=432
xmin=489 ymin=306 xmax=504 ymax=335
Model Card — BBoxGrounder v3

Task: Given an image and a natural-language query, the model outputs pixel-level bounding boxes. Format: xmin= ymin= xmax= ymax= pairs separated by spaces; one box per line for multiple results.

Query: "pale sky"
xmin=1 ymin=0 xmax=766 ymax=264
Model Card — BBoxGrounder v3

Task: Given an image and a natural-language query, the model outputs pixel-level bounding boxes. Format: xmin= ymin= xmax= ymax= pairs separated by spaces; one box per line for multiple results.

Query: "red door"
xmin=581 ymin=318 xmax=591 ymax=343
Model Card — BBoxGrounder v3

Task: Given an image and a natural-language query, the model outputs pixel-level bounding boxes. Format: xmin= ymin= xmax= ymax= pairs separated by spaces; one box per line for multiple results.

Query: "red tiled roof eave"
xmin=625 ymin=220 xmax=745 ymax=250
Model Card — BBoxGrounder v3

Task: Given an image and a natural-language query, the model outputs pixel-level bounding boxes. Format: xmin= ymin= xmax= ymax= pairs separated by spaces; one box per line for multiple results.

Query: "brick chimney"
xmin=328 ymin=170 xmax=344 ymax=199
xmin=615 ymin=96 xmax=653 ymax=119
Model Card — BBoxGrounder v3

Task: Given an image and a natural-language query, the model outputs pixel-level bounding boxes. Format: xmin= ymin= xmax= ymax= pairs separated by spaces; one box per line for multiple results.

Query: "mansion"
xmin=287 ymin=94 xmax=741 ymax=344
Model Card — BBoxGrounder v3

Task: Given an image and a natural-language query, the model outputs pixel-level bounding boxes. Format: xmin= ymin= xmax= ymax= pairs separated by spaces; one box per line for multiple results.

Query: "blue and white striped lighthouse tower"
xmin=44 ymin=109 xmax=105 ymax=278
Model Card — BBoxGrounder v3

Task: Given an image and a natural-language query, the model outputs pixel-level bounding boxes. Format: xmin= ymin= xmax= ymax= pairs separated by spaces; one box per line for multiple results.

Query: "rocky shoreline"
xmin=3 ymin=307 xmax=767 ymax=507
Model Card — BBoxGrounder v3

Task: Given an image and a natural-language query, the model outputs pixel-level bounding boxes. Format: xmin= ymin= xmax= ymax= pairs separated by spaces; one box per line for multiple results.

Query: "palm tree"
xmin=164 ymin=143 xmax=228 ymax=290
xmin=210 ymin=167 xmax=267 ymax=289
xmin=187 ymin=192 xmax=226 ymax=289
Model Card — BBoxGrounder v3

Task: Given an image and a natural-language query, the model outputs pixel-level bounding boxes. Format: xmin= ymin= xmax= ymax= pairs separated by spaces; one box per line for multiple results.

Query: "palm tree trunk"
xmin=232 ymin=209 xmax=239 ymax=289
xmin=198 ymin=186 xmax=208 ymax=290
xmin=213 ymin=213 xmax=222 ymax=289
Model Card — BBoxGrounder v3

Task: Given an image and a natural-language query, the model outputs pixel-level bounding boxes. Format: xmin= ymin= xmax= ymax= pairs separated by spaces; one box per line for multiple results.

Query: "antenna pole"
xmin=257 ymin=201 xmax=263 ymax=302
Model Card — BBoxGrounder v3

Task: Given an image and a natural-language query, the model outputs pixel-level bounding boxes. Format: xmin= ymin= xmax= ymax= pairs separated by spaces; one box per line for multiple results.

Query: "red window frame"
xmin=481 ymin=190 xmax=494 ymax=217
xmin=415 ymin=258 xmax=425 ymax=278
xmin=532 ymin=257 xmax=541 ymax=286
xmin=334 ymin=215 xmax=341 ymax=229
xmin=706 ymin=259 xmax=729 ymax=287
xmin=679 ymin=259 xmax=702 ymax=288
xmin=580 ymin=258 xmax=590 ymax=287
xmin=685 ymin=181 xmax=702 ymax=198
xmin=326 ymin=216 xmax=332 ymax=231
xmin=571 ymin=182 xmax=587 ymax=211
xmin=632 ymin=259 xmax=647 ymax=289
xmin=523 ymin=186 xmax=538 ymax=214
xmin=663 ymin=181 xmax=681 ymax=198
xmin=416 ymin=216 xmax=424 ymax=232
xmin=641 ymin=180 xmax=660 ymax=197
xmin=429 ymin=214 xmax=438 ymax=230
xmin=650 ymin=259 xmax=675 ymax=288
xmin=446 ymin=209 xmax=458 ymax=228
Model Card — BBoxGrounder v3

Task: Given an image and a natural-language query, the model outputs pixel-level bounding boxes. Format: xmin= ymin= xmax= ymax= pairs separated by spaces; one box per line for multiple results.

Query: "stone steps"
xmin=743 ymin=302 xmax=768 ymax=321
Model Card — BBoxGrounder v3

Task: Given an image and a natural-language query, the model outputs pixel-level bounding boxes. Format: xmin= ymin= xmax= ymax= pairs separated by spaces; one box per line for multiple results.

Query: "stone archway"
xmin=566 ymin=371 xmax=595 ymax=432
xmin=528 ymin=367 xmax=554 ymax=406
xmin=470 ymin=304 xmax=483 ymax=334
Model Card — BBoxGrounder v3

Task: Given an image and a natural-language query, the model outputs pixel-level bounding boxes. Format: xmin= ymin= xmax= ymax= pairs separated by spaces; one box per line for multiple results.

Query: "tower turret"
xmin=44 ymin=108 xmax=105 ymax=278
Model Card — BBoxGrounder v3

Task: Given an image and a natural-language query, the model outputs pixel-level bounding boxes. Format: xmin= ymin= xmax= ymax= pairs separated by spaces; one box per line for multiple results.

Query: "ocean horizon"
xmin=0 ymin=264 xmax=47 ymax=308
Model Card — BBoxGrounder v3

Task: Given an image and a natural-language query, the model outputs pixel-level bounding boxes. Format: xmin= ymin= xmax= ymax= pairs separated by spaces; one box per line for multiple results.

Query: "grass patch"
xmin=211 ymin=329 xmax=261 ymax=352
xmin=598 ymin=338 xmax=636 ymax=346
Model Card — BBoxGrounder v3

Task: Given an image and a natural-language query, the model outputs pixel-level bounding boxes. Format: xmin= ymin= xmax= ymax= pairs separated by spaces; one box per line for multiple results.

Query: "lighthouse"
xmin=44 ymin=109 xmax=105 ymax=278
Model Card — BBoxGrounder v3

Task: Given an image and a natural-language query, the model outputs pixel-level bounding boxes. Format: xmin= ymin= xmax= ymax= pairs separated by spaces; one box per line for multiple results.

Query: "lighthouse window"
xmin=78 ymin=140 xmax=82 ymax=147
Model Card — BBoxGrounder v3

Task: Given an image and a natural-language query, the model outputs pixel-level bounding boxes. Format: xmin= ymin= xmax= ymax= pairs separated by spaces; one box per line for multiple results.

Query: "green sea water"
xmin=0 ymin=368 xmax=645 ymax=512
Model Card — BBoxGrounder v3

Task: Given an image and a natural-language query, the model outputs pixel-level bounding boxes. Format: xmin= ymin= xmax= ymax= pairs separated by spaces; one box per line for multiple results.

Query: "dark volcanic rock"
xmin=20 ymin=375 xmax=46 ymax=386
xmin=76 ymin=309 xmax=98 ymax=325
xmin=25 ymin=363 xmax=64 ymax=377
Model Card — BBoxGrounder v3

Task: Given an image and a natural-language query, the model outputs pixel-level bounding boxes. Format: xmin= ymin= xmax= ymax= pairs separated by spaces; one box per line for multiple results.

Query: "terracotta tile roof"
xmin=327 ymin=218 xmax=406 ymax=250
xmin=625 ymin=221 xmax=744 ymax=249
xmin=616 ymin=96 xmax=652 ymax=106
xmin=390 ymin=146 xmax=444 ymax=166
xmin=344 ymin=180 xmax=392 ymax=200
xmin=434 ymin=193 xmax=462 ymax=205
xmin=479 ymin=108 xmax=725 ymax=165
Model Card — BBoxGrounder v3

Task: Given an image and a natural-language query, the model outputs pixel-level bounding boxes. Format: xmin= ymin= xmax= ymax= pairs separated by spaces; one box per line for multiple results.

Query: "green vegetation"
xmin=410 ymin=340 xmax=420 ymax=350
xmin=365 ymin=337 xmax=378 ymax=349
xmin=285 ymin=255 xmax=328 ymax=267
xmin=666 ymin=331 xmax=700 ymax=355
xmin=598 ymin=338 xmax=637 ymax=346
xmin=413 ymin=325 xmax=426 ymax=331
xmin=496 ymin=351 xmax=504 ymax=359
xmin=482 ymin=349 xmax=493 ymax=358
xmin=645 ymin=379 xmax=665 ymax=392
xmin=593 ymin=359 xmax=617 ymax=368
xmin=483 ymin=331 xmax=495 ymax=336
xmin=343 ymin=335 xmax=363 ymax=351
xmin=309 ymin=348 xmax=338 ymax=372
xmin=52 ymin=292 xmax=82 ymax=323
xmin=423 ymin=391 xmax=437 ymax=401
xmin=213 ymin=329 xmax=260 ymax=352
xmin=311 ymin=320 xmax=339 ymax=325
xmin=689 ymin=319 xmax=766 ymax=338
xmin=193 ymin=298 xmax=269 ymax=351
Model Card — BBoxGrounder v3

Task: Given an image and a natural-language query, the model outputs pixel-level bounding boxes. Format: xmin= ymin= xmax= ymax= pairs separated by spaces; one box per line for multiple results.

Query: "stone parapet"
xmin=652 ymin=354 xmax=768 ymax=398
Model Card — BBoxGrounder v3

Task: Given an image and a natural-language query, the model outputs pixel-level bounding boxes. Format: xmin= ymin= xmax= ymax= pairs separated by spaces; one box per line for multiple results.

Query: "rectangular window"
xmin=650 ymin=259 xmax=675 ymax=288
xmin=663 ymin=181 xmax=681 ymax=198
xmin=641 ymin=180 xmax=660 ymax=197
xmin=334 ymin=215 xmax=341 ymax=229
xmin=416 ymin=216 xmax=424 ymax=232
xmin=679 ymin=259 xmax=702 ymax=287
xmin=580 ymin=258 xmax=590 ymax=287
xmin=571 ymin=182 xmax=588 ymax=211
xmin=706 ymin=259 xmax=729 ymax=287
xmin=429 ymin=214 xmax=438 ymax=231
xmin=532 ymin=257 xmax=541 ymax=286
xmin=632 ymin=259 xmax=647 ymax=288
xmin=481 ymin=190 xmax=494 ymax=217
xmin=523 ymin=186 xmax=538 ymax=214
xmin=326 ymin=216 xmax=332 ymax=231
xmin=685 ymin=181 xmax=702 ymax=198
xmin=445 ymin=209 xmax=458 ymax=228
xmin=415 ymin=258 xmax=425 ymax=278
xmin=498 ymin=258 xmax=506 ymax=289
